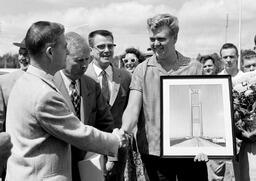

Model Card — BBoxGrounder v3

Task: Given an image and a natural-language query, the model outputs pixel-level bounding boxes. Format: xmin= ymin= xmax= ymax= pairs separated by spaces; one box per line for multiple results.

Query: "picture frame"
xmin=160 ymin=75 xmax=235 ymax=159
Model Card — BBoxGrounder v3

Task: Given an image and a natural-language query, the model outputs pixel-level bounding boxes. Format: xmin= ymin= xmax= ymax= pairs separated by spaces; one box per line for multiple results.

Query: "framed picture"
xmin=160 ymin=75 xmax=235 ymax=159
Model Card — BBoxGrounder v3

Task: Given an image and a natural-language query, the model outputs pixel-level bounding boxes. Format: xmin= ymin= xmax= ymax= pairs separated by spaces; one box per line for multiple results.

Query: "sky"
xmin=0 ymin=0 xmax=255 ymax=58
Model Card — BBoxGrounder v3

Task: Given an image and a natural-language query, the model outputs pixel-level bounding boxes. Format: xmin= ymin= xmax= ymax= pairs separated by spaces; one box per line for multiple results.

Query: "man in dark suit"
xmin=86 ymin=29 xmax=131 ymax=129
xmin=5 ymin=21 xmax=126 ymax=181
xmin=0 ymin=39 xmax=29 ymax=179
xmin=85 ymin=29 xmax=131 ymax=180
xmin=0 ymin=38 xmax=30 ymax=132
xmin=54 ymin=31 xmax=115 ymax=181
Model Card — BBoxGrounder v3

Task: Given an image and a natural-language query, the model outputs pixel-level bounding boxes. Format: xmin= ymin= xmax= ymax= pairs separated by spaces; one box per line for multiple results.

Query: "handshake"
xmin=112 ymin=128 xmax=129 ymax=148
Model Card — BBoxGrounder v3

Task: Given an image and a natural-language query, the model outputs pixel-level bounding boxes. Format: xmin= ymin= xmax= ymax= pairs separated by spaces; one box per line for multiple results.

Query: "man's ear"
xmin=174 ymin=34 xmax=178 ymax=44
xmin=46 ymin=47 xmax=53 ymax=59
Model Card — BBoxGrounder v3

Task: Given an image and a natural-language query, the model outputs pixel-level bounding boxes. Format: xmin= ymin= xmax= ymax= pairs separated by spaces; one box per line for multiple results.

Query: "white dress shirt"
xmin=93 ymin=63 xmax=114 ymax=96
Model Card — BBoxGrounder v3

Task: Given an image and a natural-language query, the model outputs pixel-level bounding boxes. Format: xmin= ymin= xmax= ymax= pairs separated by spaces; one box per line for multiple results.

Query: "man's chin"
xmin=101 ymin=57 xmax=111 ymax=62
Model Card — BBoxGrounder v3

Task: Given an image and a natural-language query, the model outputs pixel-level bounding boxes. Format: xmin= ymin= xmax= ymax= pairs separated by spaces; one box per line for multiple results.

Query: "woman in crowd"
xmin=199 ymin=54 xmax=223 ymax=75
xmin=120 ymin=47 xmax=145 ymax=74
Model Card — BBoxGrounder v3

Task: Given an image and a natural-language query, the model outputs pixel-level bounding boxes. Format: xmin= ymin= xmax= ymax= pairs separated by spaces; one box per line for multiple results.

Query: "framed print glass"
xmin=160 ymin=75 xmax=235 ymax=158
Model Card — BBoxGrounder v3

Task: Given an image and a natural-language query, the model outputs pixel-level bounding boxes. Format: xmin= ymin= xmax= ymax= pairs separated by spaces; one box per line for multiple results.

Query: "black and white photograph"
xmin=161 ymin=75 xmax=235 ymax=158
xmin=1 ymin=0 xmax=256 ymax=180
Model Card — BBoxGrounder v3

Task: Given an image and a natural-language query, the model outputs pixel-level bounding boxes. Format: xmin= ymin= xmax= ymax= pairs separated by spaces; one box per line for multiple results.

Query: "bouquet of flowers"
xmin=233 ymin=71 xmax=256 ymax=133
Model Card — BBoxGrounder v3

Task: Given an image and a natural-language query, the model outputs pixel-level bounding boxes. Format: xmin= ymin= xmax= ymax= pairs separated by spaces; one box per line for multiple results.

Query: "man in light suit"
xmin=54 ymin=31 xmax=115 ymax=181
xmin=5 ymin=21 xmax=126 ymax=181
xmin=85 ymin=29 xmax=131 ymax=180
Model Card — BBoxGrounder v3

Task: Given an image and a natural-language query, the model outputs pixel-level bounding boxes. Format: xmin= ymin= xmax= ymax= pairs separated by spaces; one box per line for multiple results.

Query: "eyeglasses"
xmin=94 ymin=43 xmax=116 ymax=51
xmin=123 ymin=58 xmax=137 ymax=64
xmin=244 ymin=63 xmax=256 ymax=69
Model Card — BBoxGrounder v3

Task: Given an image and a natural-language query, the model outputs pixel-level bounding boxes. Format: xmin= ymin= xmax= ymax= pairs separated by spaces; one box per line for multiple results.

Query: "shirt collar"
xmin=60 ymin=70 xmax=79 ymax=91
xmin=93 ymin=62 xmax=113 ymax=79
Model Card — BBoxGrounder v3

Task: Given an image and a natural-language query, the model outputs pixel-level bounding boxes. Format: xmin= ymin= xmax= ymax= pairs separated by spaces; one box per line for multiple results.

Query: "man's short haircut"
xmin=65 ymin=32 xmax=87 ymax=56
xmin=147 ymin=13 xmax=179 ymax=37
xmin=241 ymin=49 xmax=256 ymax=66
xmin=25 ymin=21 xmax=64 ymax=57
xmin=219 ymin=43 xmax=238 ymax=57
xmin=88 ymin=30 xmax=114 ymax=47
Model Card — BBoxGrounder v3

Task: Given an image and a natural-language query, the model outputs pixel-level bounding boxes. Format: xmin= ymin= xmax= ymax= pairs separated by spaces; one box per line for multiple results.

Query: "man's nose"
xmin=226 ymin=57 xmax=232 ymax=63
xmin=154 ymin=40 xmax=161 ymax=46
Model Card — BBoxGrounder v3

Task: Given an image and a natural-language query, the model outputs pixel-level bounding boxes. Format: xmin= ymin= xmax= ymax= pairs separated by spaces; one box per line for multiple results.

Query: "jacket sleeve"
xmin=35 ymin=91 xmax=119 ymax=157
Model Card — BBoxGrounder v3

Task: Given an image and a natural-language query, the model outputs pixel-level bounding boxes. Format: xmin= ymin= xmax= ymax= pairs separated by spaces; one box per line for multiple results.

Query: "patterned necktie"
xmin=101 ymin=70 xmax=110 ymax=103
xmin=70 ymin=80 xmax=80 ymax=118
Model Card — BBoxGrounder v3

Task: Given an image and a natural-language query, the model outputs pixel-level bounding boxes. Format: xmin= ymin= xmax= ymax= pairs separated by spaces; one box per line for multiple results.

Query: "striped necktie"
xmin=70 ymin=80 xmax=80 ymax=118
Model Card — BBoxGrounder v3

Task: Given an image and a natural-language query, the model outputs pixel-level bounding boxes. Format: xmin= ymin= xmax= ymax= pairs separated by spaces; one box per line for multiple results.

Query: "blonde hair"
xmin=147 ymin=13 xmax=179 ymax=37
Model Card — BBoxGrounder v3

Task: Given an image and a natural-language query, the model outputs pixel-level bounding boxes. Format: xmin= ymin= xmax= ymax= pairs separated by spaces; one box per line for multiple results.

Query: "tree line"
xmin=0 ymin=53 xmax=20 ymax=69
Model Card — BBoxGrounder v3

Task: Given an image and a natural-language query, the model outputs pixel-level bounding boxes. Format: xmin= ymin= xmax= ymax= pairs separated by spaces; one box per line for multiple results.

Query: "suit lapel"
xmin=109 ymin=67 xmax=121 ymax=106
xmin=53 ymin=71 xmax=76 ymax=114
xmin=80 ymin=76 xmax=92 ymax=125
xmin=85 ymin=62 xmax=99 ymax=83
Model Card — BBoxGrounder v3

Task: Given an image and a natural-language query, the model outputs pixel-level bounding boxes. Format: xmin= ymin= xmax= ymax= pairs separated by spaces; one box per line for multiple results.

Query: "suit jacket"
xmin=85 ymin=62 xmax=131 ymax=128
xmin=54 ymin=71 xmax=114 ymax=132
xmin=5 ymin=66 xmax=119 ymax=181
xmin=0 ymin=69 xmax=24 ymax=132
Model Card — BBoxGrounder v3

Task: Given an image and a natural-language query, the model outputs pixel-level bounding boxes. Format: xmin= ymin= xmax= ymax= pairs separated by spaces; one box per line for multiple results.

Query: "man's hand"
xmin=194 ymin=153 xmax=208 ymax=162
xmin=0 ymin=132 xmax=12 ymax=174
xmin=241 ymin=130 xmax=256 ymax=142
xmin=105 ymin=160 xmax=115 ymax=172
xmin=112 ymin=128 xmax=128 ymax=148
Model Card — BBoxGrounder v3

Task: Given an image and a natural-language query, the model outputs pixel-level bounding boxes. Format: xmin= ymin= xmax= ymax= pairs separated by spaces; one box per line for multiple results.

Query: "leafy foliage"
xmin=233 ymin=81 xmax=256 ymax=132
xmin=0 ymin=53 xmax=20 ymax=68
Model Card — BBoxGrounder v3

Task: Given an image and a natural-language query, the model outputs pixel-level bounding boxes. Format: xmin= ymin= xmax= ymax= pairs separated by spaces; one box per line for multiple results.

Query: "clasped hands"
xmin=112 ymin=128 xmax=129 ymax=148
xmin=235 ymin=120 xmax=256 ymax=142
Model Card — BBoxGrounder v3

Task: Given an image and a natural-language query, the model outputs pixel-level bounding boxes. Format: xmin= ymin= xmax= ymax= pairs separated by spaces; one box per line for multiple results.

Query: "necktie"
xmin=70 ymin=81 xmax=82 ymax=181
xmin=70 ymin=80 xmax=80 ymax=118
xmin=101 ymin=70 xmax=110 ymax=103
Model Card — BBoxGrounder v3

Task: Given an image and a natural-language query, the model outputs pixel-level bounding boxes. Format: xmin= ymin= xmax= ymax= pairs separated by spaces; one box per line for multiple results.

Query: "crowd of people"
xmin=0 ymin=12 xmax=256 ymax=181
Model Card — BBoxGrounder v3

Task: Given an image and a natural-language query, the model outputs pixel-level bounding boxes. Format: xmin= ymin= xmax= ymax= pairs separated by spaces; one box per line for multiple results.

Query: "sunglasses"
xmin=123 ymin=58 xmax=138 ymax=64
xmin=94 ymin=43 xmax=116 ymax=51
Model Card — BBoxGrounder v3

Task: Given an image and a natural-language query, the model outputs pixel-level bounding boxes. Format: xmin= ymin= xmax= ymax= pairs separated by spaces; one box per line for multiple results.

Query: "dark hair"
xmin=220 ymin=43 xmax=238 ymax=57
xmin=25 ymin=21 xmax=64 ymax=57
xmin=199 ymin=55 xmax=215 ymax=65
xmin=147 ymin=13 xmax=179 ymax=37
xmin=199 ymin=53 xmax=223 ymax=74
xmin=120 ymin=47 xmax=145 ymax=64
xmin=88 ymin=30 xmax=114 ymax=47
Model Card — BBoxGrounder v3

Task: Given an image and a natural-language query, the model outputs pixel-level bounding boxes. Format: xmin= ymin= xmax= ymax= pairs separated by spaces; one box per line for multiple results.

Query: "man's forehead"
xmin=93 ymin=34 xmax=113 ymax=43
xmin=19 ymin=48 xmax=28 ymax=54
xmin=150 ymin=25 xmax=170 ymax=33
xmin=244 ymin=57 xmax=256 ymax=62
xmin=221 ymin=48 xmax=237 ymax=55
